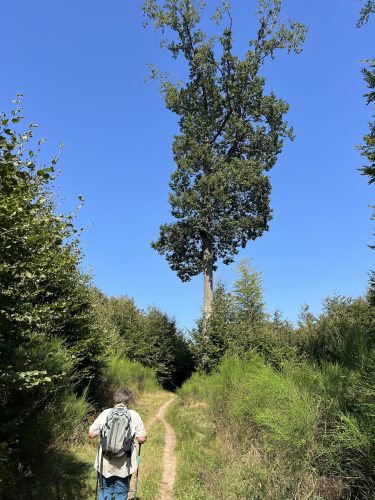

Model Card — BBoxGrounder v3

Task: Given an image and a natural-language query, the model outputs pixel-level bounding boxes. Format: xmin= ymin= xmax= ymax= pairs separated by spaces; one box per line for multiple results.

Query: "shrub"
xmin=99 ymin=357 xmax=159 ymax=407
xmin=205 ymin=356 xmax=319 ymax=464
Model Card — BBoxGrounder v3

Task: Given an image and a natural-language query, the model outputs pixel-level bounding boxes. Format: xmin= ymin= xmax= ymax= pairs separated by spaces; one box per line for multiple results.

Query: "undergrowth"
xmin=174 ymin=353 xmax=374 ymax=499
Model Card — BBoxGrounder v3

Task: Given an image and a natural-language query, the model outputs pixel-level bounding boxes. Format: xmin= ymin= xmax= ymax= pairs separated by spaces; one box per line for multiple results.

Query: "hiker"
xmin=88 ymin=388 xmax=147 ymax=500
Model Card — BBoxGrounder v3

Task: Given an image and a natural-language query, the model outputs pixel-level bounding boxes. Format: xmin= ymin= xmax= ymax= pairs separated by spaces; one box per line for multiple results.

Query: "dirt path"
xmin=156 ymin=398 xmax=177 ymax=500
xmin=128 ymin=394 xmax=177 ymax=500
xmin=142 ymin=397 xmax=177 ymax=500
xmin=146 ymin=397 xmax=175 ymax=430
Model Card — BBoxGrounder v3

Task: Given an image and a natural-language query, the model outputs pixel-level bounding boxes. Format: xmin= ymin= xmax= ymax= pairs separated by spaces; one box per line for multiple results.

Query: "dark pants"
xmin=99 ymin=474 xmax=131 ymax=500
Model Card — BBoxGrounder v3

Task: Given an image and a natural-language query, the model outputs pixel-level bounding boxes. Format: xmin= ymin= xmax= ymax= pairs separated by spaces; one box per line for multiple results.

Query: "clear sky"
xmin=1 ymin=0 xmax=374 ymax=332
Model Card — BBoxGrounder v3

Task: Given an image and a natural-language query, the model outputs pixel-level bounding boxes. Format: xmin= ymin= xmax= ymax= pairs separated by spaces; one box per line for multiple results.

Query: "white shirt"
xmin=89 ymin=405 xmax=146 ymax=478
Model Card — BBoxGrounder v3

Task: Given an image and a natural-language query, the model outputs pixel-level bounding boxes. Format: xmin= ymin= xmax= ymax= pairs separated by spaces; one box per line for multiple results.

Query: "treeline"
xmin=0 ymin=103 xmax=193 ymax=499
xmin=93 ymin=292 xmax=194 ymax=391
xmin=177 ymin=261 xmax=375 ymax=498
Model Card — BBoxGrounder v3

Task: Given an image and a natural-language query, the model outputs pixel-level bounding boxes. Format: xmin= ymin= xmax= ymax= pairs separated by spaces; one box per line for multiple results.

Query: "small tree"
xmin=232 ymin=258 xmax=266 ymax=324
xmin=230 ymin=259 xmax=270 ymax=356
xmin=143 ymin=0 xmax=306 ymax=319
xmin=193 ymin=280 xmax=235 ymax=372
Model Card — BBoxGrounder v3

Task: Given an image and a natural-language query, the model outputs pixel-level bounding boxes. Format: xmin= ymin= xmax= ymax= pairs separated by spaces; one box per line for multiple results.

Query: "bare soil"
xmin=156 ymin=398 xmax=177 ymax=500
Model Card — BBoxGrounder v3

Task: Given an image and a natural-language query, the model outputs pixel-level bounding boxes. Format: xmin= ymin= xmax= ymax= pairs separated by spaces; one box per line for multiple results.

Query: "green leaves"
xmin=357 ymin=0 xmax=375 ymax=27
xmin=0 ymin=100 xmax=103 ymax=495
xmin=107 ymin=296 xmax=194 ymax=389
xmin=356 ymin=7 xmax=375 ymax=248
xmin=16 ymin=370 xmax=53 ymax=389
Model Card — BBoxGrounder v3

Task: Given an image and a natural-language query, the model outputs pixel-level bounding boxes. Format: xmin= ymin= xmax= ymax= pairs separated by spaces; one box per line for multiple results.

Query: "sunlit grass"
xmin=134 ymin=390 xmax=174 ymax=424
xmin=131 ymin=420 xmax=165 ymax=500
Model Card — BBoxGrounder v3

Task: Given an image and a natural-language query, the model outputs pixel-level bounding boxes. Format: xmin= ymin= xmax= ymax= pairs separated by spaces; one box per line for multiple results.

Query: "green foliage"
xmin=193 ymin=260 xmax=298 ymax=371
xmin=184 ymin=283 xmax=375 ymax=497
xmin=107 ymin=296 xmax=143 ymax=356
xmin=194 ymin=261 xmax=375 ymax=382
xmin=301 ymin=295 xmax=375 ymax=369
xmin=102 ymin=357 xmax=159 ymax=405
xmin=358 ymin=61 xmax=375 ymax=185
xmin=178 ymin=350 xmax=375 ymax=498
xmin=141 ymin=307 xmax=184 ymax=387
xmin=0 ymin=100 xmax=106 ymax=497
xmin=227 ymin=260 xmax=297 ymax=363
xmin=358 ymin=58 xmax=375 ymax=250
xmin=192 ymin=280 xmax=235 ymax=372
xmin=200 ymin=355 xmax=318 ymax=462
xmin=177 ymin=355 xmax=319 ymax=498
xmin=232 ymin=259 xmax=266 ymax=324
xmin=106 ymin=297 xmax=194 ymax=388
xmin=186 ymin=252 xmax=375 ymax=496
xmin=0 ymin=99 xmax=192 ymax=497
xmin=357 ymin=0 xmax=375 ymax=27
xmin=357 ymin=2 xmax=375 ymax=250
xmin=144 ymin=0 xmax=306 ymax=301
xmin=88 ymin=288 xmax=124 ymax=359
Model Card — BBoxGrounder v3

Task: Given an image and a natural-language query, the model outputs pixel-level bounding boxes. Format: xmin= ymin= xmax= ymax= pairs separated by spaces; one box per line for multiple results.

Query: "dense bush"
xmin=300 ymin=295 xmax=374 ymax=368
xmin=181 ymin=355 xmax=319 ymax=463
xmin=0 ymin=101 xmax=193 ymax=498
xmin=0 ymin=101 xmax=108 ymax=498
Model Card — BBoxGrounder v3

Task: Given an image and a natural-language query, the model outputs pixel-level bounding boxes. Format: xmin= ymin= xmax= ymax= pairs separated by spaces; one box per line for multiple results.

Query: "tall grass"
xmin=176 ymin=353 xmax=375 ymax=499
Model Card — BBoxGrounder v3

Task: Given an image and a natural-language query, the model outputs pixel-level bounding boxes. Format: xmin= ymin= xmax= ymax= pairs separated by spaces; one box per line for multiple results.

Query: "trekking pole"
xmin=94 ymin=437 xmax=102 ymax=500
xmin=95 ymin=472 xmax=99 ymax=500
xmin=133 ymin=443 xmax=142 ymax=500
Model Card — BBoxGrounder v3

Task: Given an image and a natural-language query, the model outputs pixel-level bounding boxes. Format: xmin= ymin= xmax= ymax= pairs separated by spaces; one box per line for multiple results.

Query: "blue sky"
xmin=1 ymin=0 xmax=373 ymax=332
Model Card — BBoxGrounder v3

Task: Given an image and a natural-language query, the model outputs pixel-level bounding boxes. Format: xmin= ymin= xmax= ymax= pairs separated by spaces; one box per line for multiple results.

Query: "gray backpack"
xmin=100 ymin=407 xmax=133 ymax=458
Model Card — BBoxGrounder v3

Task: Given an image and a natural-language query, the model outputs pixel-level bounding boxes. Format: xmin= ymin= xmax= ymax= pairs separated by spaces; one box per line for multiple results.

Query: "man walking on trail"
xmin=89 ymin=388 xmax=147 ymax=500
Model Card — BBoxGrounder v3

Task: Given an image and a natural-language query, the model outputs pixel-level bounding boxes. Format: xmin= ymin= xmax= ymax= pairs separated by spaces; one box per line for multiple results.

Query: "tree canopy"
xmin=144 ymin=0 xmax=306 ymax=316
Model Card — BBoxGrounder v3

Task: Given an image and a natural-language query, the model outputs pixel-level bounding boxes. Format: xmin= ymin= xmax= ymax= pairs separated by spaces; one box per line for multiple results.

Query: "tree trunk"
xmin=202 ymin=235 xmax=214 ymax=325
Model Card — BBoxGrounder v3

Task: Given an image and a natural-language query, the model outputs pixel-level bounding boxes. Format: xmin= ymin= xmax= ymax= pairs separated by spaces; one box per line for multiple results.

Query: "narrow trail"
xmin=146 ymin=397 xmax=177 ymax=500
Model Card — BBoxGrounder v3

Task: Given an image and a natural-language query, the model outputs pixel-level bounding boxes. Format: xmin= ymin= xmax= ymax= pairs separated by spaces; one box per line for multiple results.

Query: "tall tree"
xmin=143 ymin=0 xmax=306 ymax=319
